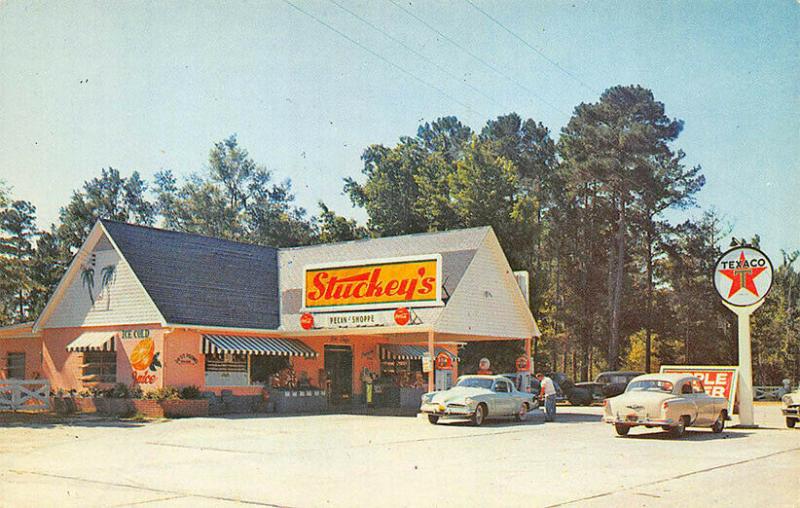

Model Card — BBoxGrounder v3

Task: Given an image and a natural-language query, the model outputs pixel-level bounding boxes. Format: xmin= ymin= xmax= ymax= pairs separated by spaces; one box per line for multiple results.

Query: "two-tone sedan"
xmin=603 ymin=374 xmax=729 ymax=437
xmin=420 ymin=375 xmax=536 ymax=426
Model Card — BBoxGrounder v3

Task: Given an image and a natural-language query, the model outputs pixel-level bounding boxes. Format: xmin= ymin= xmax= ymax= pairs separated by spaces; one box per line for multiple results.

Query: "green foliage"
xmin=179 ymin=385 xmax=202 ymax=400
xmin=155 ymin=135 xmax=315 ymax=247
xmin=317 ymin=202 xmax=369 ymax=243
xmin=0 ymin=199 xmax=38 ymax=324
xmin=142 ymin=387 xmax=180 ymax=401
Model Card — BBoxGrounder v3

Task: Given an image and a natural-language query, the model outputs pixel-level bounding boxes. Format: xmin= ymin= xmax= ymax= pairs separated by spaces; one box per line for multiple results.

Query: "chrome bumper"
xmin=782 ymin=406 xmax=799 ymax=417
xmin=420 ymin=403 xmax=473 ymax=416
xmin=604 ymin=415 xmax=673 ymax=426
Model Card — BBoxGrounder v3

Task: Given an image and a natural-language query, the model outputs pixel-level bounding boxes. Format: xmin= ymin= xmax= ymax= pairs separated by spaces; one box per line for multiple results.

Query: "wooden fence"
xmin=0 ymin=379 xmax=50 ymax=411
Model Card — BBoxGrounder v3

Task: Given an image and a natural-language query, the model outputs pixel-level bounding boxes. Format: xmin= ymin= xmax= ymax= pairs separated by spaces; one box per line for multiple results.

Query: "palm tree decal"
xmin=100 ymin=265 xmax=116 ymax=309
xmin=81 ymin=266 xmax=95 ymax=305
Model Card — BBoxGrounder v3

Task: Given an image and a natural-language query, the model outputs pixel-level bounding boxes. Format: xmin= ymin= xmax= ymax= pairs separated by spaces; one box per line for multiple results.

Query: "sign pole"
xmin=722 ymin=299 xmax=763 ymax=427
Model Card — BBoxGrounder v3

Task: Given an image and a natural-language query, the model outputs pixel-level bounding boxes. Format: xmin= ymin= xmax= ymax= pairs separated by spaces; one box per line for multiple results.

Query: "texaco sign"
xmin=713 ymin=246 xmax=773 ymax=307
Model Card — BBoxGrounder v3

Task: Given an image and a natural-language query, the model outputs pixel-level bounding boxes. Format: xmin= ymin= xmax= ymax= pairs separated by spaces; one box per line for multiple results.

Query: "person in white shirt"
xmin=536 ymin=373 xmax=557 ymax=422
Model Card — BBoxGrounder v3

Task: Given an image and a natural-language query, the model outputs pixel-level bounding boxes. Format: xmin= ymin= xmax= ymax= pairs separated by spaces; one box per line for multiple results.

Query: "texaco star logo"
xmin=713 ymin=247 xmax=773 ymax=307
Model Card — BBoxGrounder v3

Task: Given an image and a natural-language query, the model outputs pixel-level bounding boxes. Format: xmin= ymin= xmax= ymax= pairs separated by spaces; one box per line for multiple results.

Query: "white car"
xmin=603 ymin=374 xmax=729 ymax=437
xmin=420 ymin=375 xmax=536 ymax=426
xmin=782 ymin=387 xmax=800 ymax=428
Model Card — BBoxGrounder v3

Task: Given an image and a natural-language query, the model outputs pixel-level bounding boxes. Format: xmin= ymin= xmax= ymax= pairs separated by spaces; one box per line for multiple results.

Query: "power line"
xmin=282 ymin=0 xmax=485 ymax=118
xmin=386 ymin=0 xmax=566 ymax=116
xmin=462 ymin=0 xmax=597 ymax=94
xmin=327 ymin=0 xmax=508 ymax=111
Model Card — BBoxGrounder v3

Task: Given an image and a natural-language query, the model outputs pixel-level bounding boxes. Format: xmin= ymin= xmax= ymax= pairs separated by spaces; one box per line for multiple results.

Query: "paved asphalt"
xmin=1 ymin=405 xmax=798 ymax=507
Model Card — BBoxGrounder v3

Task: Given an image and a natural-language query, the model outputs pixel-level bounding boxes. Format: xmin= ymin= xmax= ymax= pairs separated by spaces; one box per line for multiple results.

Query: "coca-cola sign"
xmin=303 ymin=255 xmax=442 ymax=312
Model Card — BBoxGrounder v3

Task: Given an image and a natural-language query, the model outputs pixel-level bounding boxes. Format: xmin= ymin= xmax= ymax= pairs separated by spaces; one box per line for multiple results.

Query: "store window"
xmin=250 ymin=355 xmax=290 ymax=385
xmin=82 ymin=351 xmax=116 ymax=383
xmin=205 ymin=352 xmax=248 ymax=386
xmin=6 ymin=352 xmax=25 ymax=379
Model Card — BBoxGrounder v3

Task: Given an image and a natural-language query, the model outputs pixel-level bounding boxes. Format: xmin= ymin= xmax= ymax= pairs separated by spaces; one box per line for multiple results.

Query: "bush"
xmin=142 ymin=387 xmax=180 ymax=401
xmin=110 ymin=383 xmax=131 ymax=399
xmin=179 ymin=385 xmax=202 ymax=400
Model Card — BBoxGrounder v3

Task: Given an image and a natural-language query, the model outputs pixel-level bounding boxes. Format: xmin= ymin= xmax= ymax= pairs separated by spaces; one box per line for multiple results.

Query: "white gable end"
xmin=39 ymin=229 xmax=164 ymax=329
xmin=435 ymin=230 xmax=540 ymax=338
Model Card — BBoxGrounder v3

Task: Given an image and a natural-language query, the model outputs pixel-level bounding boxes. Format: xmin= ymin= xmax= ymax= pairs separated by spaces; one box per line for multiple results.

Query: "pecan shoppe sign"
xmin=303 ymin=255 xmax=442 ymax=312
xmin=713 ymin=247 xmax=773 ymax=307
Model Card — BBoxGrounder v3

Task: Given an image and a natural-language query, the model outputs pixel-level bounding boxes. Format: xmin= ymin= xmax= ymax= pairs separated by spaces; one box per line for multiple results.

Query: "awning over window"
xmin=66 ymin=331 xmax=116 ymax=352
xmin=202 ymin=335 xmax=317 ymax=358
xmin=380 ymin=345 xmax=458 ymax=361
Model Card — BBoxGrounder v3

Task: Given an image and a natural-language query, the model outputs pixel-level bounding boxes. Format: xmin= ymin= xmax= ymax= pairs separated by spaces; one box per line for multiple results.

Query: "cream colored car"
xmin=603 ymin=374 xmax=729 ymax=437
xmin=782 ymin=387 xmax=800 ymax=428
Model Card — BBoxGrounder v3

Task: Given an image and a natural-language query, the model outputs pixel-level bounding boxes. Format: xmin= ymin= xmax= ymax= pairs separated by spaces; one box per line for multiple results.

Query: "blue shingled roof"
xmin=100 ymin=220 xmax=280 ymax=330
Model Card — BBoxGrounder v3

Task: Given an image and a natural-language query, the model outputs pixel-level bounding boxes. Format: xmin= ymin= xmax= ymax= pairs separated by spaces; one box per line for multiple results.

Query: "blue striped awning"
xmin=202 ymin=335 xmax=317 ymax=358
xmin=380 ymin=345 xmax=458 ymax=361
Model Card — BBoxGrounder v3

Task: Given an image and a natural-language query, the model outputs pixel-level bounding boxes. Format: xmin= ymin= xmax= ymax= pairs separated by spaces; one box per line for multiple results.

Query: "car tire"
xmin=515 ymin=403 xmax=529 ymax=422
xmin=787 ymin=417 xmax=796 ymax=429
xmin=471 ymin=404 xmax=486 ymax=426
xmin=711 ymin=413 xmax=725 ymax=433
xmin=614 ymin=423 xmax=630 ymax=436
xmin=427 ymin=415 xmax=439 ymax=425
xmin=670 ymin=417 xmax=688 ymax=438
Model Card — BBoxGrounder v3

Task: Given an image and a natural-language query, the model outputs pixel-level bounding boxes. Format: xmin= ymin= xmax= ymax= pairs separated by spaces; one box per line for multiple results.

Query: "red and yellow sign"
xmin=660 ymin=365 xmax=739 ymax=414
xmin=515 ymin=356 xmax=530 ymax=372
xmin=435 ymin=352 xmax=452 ymax=370
xmin=129 ymin=337 xmax=161 ymax=385
xmin=304 ymin=255 xmax=441 ymax=311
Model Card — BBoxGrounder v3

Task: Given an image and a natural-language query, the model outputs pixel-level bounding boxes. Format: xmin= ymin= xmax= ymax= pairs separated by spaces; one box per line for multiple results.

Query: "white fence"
xmin=0 ymin=379 xmax=50 ymax=411
xmin=754 ymin=385 xmax=783 ymax=401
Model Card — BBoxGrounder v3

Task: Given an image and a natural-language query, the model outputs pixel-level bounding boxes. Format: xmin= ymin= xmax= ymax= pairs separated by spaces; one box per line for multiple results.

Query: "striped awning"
xmin=202 ymin=335 xmax=317 ymax=358
xmin=380 ymin=345 xmax=458 ymax=361
xmin=66 ymin=331 xmax=116 ymax=352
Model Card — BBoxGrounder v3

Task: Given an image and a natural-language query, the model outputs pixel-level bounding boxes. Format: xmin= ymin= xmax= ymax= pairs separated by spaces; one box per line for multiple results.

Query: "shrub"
xmin=110 ymin=383 xmax=131 ymax=399
xmin=179 ymin=385 xmax=202 ymax=400
xmin=78 ymin=389 xmax=92 ymax=398
xmin=142 ymin=387 xmax=180 ymax=401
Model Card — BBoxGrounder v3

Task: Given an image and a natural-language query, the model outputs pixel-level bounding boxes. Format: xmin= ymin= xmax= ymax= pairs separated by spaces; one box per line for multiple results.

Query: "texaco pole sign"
xmin=713 ymin=247 xmax=773 ymax=307
xmin=713 ymin=246 xmax=773 ymax=427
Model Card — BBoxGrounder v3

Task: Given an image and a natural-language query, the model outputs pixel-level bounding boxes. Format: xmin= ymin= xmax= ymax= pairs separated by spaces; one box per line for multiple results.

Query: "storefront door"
xmin=324 ymin=345 xmax=353 ymax=405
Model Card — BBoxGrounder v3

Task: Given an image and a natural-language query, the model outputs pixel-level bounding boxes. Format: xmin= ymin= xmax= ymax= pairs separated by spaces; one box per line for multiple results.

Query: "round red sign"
xmin=435 ymin=352 xmax=452 ymax=370
xmin=515 ymin=356 xmax=530 ymax=372
xmin=300 ymin=313 xmax=314 ymax=330
xmin=394 ymin=307 xmax=410 ymax=326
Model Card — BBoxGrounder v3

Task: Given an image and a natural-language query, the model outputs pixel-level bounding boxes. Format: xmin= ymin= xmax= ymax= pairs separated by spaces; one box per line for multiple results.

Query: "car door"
xmin=492 ymin=379 xmax=515 ymax=415
xmin=691 ymin=378 xmax=714 ymax=425
xmin=679 ymin=380 xmax=700 ymax=424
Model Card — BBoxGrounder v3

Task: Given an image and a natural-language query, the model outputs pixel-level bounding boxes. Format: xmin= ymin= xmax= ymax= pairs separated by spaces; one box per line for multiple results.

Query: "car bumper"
xmin=420 ymin=403 xmax=474 ymax=416
xmin=782 ymin=406 xmax=799 ymax=418
xmin=604 ymin=416 xmax=674 ymax=426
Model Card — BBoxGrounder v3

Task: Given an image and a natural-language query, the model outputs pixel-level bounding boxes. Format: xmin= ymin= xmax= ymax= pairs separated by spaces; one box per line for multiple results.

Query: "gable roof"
xmin=99 ymin=220 xmax=280 ymax=330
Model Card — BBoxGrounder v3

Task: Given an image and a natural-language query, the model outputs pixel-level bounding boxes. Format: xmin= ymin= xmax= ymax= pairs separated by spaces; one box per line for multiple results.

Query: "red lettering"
xmin=308 ymin=272 xmax=328 ymax=301
xmin=419 ymin=276 xmax=435 ymax=295
xmin=385 ymin=280 xmax=399 ymax=296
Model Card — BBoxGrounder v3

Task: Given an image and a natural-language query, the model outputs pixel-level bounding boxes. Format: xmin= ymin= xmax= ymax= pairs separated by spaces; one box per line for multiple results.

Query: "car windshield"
xmin=626 ymin=380 xmax=673 ymax=393
xmin=457 ymin=378 xmax=494 ymax=389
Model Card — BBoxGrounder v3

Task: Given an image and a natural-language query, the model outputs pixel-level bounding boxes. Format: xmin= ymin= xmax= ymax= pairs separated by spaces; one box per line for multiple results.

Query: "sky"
xmin=0 ymin=0 xmax=798 ymax=263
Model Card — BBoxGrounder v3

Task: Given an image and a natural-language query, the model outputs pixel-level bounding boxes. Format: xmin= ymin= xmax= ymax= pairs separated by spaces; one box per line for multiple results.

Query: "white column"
xmin=724 ymin=299 xmax=763 ymax=427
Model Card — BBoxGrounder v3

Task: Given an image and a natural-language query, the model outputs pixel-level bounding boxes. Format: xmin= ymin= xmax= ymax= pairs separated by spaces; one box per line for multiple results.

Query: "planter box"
xmin=272 ymin=390 xmax=327 ymax=413
xmin=64 ymin=397 xmax=209 ymax=418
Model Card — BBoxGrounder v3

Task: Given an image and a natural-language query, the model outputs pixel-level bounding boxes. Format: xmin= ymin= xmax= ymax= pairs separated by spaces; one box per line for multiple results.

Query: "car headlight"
xmin=783 ymin=395 xmax=793 ymax=406
xmin=422 ymin=393 xmax=433 ymax=403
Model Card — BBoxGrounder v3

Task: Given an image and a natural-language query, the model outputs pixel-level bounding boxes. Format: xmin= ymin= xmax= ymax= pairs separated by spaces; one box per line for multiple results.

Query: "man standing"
xmin=536 ymin=373 xmax=557 ymax=422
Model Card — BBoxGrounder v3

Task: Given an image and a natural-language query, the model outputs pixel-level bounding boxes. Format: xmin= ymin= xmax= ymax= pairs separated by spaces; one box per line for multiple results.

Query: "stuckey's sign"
xmin=303 ymin=255 xmax=442 ymax=312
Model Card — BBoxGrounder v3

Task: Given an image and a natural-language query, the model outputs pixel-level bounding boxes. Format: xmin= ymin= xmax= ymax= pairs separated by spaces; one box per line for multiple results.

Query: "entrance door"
xmin=324 ymin=345 xmax=353 ymax=405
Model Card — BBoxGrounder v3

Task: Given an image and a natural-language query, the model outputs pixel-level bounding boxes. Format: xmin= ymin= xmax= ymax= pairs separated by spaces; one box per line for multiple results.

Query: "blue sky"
xmin=1 ymin=1 xmax=798 ymax=262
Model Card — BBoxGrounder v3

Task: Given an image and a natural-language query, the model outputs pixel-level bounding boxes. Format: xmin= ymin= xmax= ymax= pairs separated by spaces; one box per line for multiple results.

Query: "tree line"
xmin=1 ymin=85 xmax=797 ymax=384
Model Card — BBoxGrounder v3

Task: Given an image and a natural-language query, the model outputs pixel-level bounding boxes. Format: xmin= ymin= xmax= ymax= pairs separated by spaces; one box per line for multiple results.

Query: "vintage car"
xmin=576 ymin=371 xmax=644 ymax=401
xmin=782 ymin=386 xmax=800 ymax=428
xmin=499 ymin=372 xmax=540 ymax=410
xmin=603 ymin=373 xmax=729 ymax=437
xmin=420 ymin=375 xmax=537 ymax=426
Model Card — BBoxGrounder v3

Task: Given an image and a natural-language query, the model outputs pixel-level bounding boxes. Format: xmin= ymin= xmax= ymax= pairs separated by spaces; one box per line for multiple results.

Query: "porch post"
xmin=427 ymin=329 xmax=435 ymax=392
xmin=524 ymin=336 xmax=532 ymax=373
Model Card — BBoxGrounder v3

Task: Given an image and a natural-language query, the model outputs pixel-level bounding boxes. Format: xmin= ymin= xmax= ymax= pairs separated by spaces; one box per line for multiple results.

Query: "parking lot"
xmin=1 ymin=404 xmax=798 ymax=507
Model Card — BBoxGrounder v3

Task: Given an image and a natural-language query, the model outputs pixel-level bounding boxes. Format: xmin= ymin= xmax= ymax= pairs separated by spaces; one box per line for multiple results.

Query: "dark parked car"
xmin=547 ymin=372 xmax=592 ymax=406
xmin=575 ymin=371 xmax=644 ymax=401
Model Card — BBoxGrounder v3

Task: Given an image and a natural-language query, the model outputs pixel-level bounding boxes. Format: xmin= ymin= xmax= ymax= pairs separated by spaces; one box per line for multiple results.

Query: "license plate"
xmin=626 ymin=414 xmax=638 ymax=422
xmin=438 ymin=405 xmax=445 ymax=412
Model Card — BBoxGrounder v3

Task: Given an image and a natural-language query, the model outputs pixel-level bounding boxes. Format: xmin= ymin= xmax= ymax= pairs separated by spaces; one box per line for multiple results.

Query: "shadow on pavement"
xmin=619 ymin=429 xmax=752 ymax=441
xmin=0 ymin=412 xmax=150 ymax=429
